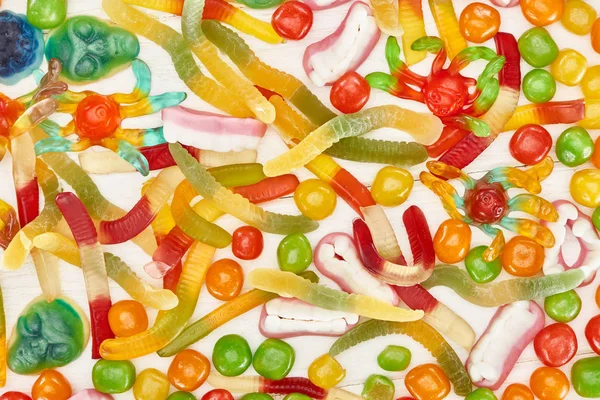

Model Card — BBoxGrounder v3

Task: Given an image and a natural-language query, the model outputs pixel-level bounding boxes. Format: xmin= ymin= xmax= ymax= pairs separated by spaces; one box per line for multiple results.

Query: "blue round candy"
xmin=0 ymin=11 xmax=44 ymax=85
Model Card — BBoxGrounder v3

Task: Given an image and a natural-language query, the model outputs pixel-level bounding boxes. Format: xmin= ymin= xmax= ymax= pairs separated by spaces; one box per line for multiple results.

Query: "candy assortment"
xmin=0 ymin=0 xmax=600 ymax=399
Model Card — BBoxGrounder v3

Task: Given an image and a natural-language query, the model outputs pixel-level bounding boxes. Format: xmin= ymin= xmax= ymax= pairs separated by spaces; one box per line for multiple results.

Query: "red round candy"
xmin=271 ymin=1 xmax=313 ymax=40
xmin=201 ymin=389 xmax=235 ymax=400
xmin=0 ymin=393 xmax=32 ymax=400
xmin=533 ymin=323 xmax=578 ymax=367
xmin=509 ymin=124 xmax=552 ymax=165
xmin=585 ymin=314 xmax=600 ymax=355
xmin=232 ymin=225 xmax=264 ymax=260
xmin=330 ymin=71 xmax=370 ymax=114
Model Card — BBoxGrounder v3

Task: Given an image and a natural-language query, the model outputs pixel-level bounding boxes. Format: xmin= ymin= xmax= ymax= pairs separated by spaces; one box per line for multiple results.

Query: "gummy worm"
xmin=170 ymin=142 xmax=318 ymax=234
xmin=329 ymin=318 xmax=472 ymax=396
xmin=56 ymin=192 xmax=115 ymax=359
xmin=0 ymin=286 xmax=5 ymax=387
xmin=398 ymin=0 xmax=427 ymax=65
xmin=31 ymin=232 xmax=178 ymax=310
xmin=248 ymin=268 xmax=424 ymax=322
xmin=232 ymin=175 xmax=300 ymax=204
xmin=11 ymin=133 xmax=39 ymax=227
xmin=158 ymin=271 xmax=319 ymax=357
xmin=428 ymin=0 xmax=467 ymax=59
xmin=99 ymin=241 xmax=214 ymax=360
xmin=102 ymin=0 xmax=253 ymax=118
xmin=502 ymin=99 xmax=586 ymax=132
xmin=422 ymin=264 xmax=595 ymax=307
xmin=371 ymin=0 xmax=402 ymax=36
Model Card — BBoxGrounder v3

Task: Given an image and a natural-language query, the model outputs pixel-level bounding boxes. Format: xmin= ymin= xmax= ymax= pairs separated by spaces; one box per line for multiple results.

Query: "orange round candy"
xmin=562 ymin=0 xmax=597 ymax=35
xmin=206 ymin=258 xmax=244 ymax=301
xmin=595 ymin=284 xmax=600 ymax=308
xmin=520 ymin=0 xmax=565 ymax=26
xmin=530 ymin=367 xmax=570 ymax=400
xmin=501 ymin=236 xmax=545 ymax=277
xmin=592 ymin=136 xmax=600 ymax=169
xmin=433 ymin=219 xmax=471 ymax=263
xmin=168 ymin=349 xmax=211 ymax=391
xmin=108 ymin=300 xmax=148 ymax=337
xmin=405 ymin=363 xmax=450 ymax=400
xmin=593 ymin=18 xmax=600 ymax=53
xmin=502 ymin=383 xmax=535 ymax=400
xmin=32 ymin=370 xmax=72 ymax=400
xmin=459 ymin=2 xmax=501 ymax=43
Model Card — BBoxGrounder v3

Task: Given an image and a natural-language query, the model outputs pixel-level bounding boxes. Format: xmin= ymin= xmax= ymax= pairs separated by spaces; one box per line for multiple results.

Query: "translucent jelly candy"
xmin=32 ymin=369 xmax=72 ymax=400
xmin=509 ymin=124 xmax=552 ymax=165
xmin=544 ymin=290 xmax=582 ymax=322
xmin=277 ymin=234 xmax=313 ymax=274
xmin=377 ymin=345 xmax=411 ymax=371
xmin=371 ymin=166 xmax=414 ymax=207
xmin=571 ymin=357 xmax=600 ymax=397
xmin=570 ymin=169 xmax=600 ymax=207
xmin=271 ymin=1 xmax=313 ymax=40
xmin=433 ymin=219 xmax=471 ymax=264
xmin=362 ymin=374 xmax=395 ymax=400
xmin=92 ymin=360 xmax=136 ymax=394
xmin=534 ymin=323 xmax=578 ymax=367
xmin=581 ymin=65 xmax=600 ymax=98
xmin=556 ymin=126 xmax=594 ymax=167
xmin=405 ymin=363 xmax=451 ymax=400
xmin=212 ymin=334 xmax=252 ymax=377
xmin=518 ymin=27 xmax=558 ymax=67
xmin=502 ymin=384 xmax=534 ymax=400
xmin=232 ymin=226 xmax=264 ymax=260
xmin=253 ymin=339 xmax=295 ymax=380
xmin=108 ymin=300 xmax=148 ymax=338
xmin=27 ymin=0 xmax=67 ymax=29
xmin=530 ymin=367 xmax=570 ymax=400
xmin=465 ymin=245 xmax=502 ymax=283
xmin=459 ymin=2 xmax=501 ymax=43
xmin=308 ymin=354 xmax=345 ymax=389
xmin=562 ymin=0 xmax=597 ymax=35
xmin=294 ymin=179 xmax=337 ymax=220
xmin=522 ymin=69 xmax=556 ymax=103
xmin=501 ymin=236 xmax=545 ymax=277
xmin=168 ymin=349 xmax=211 ymax=391
xmin=133 ymin=368 xmax=170 ymax=400
xmin=330 ymin=72 xmax=371 ymax=114
xmin=550 ymin=49 xmax=588 ymax=86
xmin=206 ymin=259 xmax=244 ymax=301
xmin=0 ymin=11 xmax=44 ymax=85
xmin=520 ymin=0 xmax=564 ymax=26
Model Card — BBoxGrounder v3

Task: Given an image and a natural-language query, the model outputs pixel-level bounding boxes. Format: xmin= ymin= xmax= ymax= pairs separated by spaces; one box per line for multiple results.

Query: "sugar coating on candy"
xmin=0 ymin=11 xmax=44 ymax=85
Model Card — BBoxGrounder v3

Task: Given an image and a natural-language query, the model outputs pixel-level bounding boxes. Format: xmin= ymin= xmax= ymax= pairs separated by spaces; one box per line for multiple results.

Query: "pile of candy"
xmin=0 ymin=0 xmax=600 ymax=398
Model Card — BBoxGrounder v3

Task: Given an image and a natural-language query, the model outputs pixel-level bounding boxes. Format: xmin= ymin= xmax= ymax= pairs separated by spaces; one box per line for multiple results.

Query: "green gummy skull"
xmin=45 ymin=16 xmax=140 ymax=83
xmin=8 ymin=296 xmax=89 ymax=375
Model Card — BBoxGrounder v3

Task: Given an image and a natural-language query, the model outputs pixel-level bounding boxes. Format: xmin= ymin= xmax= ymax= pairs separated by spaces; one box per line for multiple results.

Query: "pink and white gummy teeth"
xmin=162 ymin=106 xmax=267 ymax=152
xmin=303 ymin=1 xmax=380 ymax=87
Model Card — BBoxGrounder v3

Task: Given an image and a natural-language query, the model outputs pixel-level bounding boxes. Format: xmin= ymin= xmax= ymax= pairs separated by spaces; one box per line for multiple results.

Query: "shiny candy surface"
xmin=294 ymin=179 xmax=337 ymax=220
xmin=202 ymin=389 xmax=235 ymax=400
xmin=465 ymin=245 xmax=502 ymax=283
xmin=133 ymin=368 xmax=170 ymax=400
xmin=362 ymin=374 xmax=395 ymax=400
xmin=277 ymin=233 xmax=312 ymax=274
xmin=581 ymin=65 xmax=600 ymax=98
xmin=167 ymin=392 xmax=196 ymax=400
xmin=466 ymin=388 xmax=498 ymax=400
xmin=240 ymin=394 xmax=273 ymax=400
xmin=570 ymin=169 xmax=600 ymax=207
xmin=330 ymin=72 xmax=371 ymax=114
xmin=404 ymin=363 xmax=451 ymax=400
xmin=459 ymin=2 xmax=501 ymax=43
xmin=74 ymin=95 xmax=121 ymax=141
xmin=0 ymin=11 xmax=44 ymax=85
xmin=593 ymin=18 xmax=600 ymax=53
xmin=585 ymin=315 xmax=600 ymax=354
xmin=308 ymin=354 xmax=346 ymax=389
xmin=522 ymin=69 xmax=556 ymax=103
xmin=253 ymin=338 xmax=295 ymax=380
xmin=509 ymin=124 xmax=552 ymax=165
xmin=32 ymin=369 xmax=72 ymax=400
xmin=544 ymin=289 xmax=582 ymax=322
xmin=168 ymin=349 xmax=211 ymax=391
xmin=0 ymin=393 xmax=32 ymax=400
xmin=520 ymin=0 xmax=564 ymax=26
xmin=501 ymin=236 xmax=545 ymax=277
xmin=212 ymin=334 xmax=253 ymax=376
xmin=518 ymin=27 xmax=559 ymax=67
xmin=283 ymin=395 xmax=311 ymax=400
xmin=571 ymin=356 xmax=600 ymax=397
xmin=550 ymin=49 xmax=588 ymax=86
xmin=377 ymin=345 xmax=412 ymax=371
xmin=592 ymin=136 xmax=600 ymax=168
xmin=26 ymin=0 xmax=67 ymax=29
xmin=433 ymin=219 xmax=471 ymax=263
xmin=232 ymin=226 xmax=264 ymax=260
xmin=562 ymin=0 xmax=597 ymax=35
xmin=501 ymin=384 xmax=534 ymax=400
xmin=530 ymin=367 xmax=570 ymax=400
xmin=206 ymin=259 xmax=244 ymax=301
xmin=92 ymin=359 xmax=136 ymax=394
xmin=371 ymin=166 xmax=414 ymax=207
xmin=534 ymin=323 xmax=578 ymax=367
xmin=271 ymin=1 xmax=313 ymax=40
xmin=593 ymin=207 xmax=600 ymax=231
xmin=108 ymin=300 xmax=148 ymax=338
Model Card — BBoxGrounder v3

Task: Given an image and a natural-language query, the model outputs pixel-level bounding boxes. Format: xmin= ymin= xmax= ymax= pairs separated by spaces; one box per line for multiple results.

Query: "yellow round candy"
xmin=133 ymin=368 xmax=170 ymax=400
xmin=570 ymin=169 xmax=600 ymax=207
xmin=562 ymin=0 xmax=597 ymax=35
xmin=294 ymin=179 xmax=337 ymax=220
xmin=581 ymin=65 xmax=600 ymax=98
xmin=371 ymin=166 xmax=414 ymax=207
xmin=551 ymin=49 xmax=588 ymax=86
xmin=308 ymin=354 xmax=346 ymax=389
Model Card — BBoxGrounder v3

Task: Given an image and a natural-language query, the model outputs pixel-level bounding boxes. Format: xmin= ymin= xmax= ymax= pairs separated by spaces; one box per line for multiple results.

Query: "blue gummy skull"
xmin=0 ymin=11 xmax=44 ymax=85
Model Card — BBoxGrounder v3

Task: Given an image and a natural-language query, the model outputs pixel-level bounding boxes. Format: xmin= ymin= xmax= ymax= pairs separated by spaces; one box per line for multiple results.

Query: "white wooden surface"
xmin=1 ymin=0 xmax=600 ymax=398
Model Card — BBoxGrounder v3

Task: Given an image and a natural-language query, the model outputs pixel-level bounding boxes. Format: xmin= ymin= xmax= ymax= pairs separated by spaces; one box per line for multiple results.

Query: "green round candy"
xmin=523 ymin=69 xmax=556 ymax=103
xmin=283 ymin=394 xmax=312 ymax=400
xmin=92 ymin=359 xmax=136 ymax=394
xmin=277 ymin=233 xmax=312 ymax=274
xmin=240 ymin=394 xmax=273 ymax=400
xmin=212 ymin=334 xmax=252 ymax=377
xmin=377 ymin=345 xmax=411 ymax=371
xmin=252 ymin=338 xmax=295 ymax=380
xmin=556 ymin=127 xmax=595 ymax=167
xmin=361 ymin=374 xmax=395 ymax=400
xmin=593 ymin=208 xmax=600 ymax=231
xmin=465 ymin=388 xmax=498 ymax=400
xmin=465 ymin=246 xmax=502 ymax=283
xmin=166 ymin=392 xmax=196 ymax=400
xmin=571 ymin=356 xmax=600 ymax=398
xmin=27 ymin=0 xmax=67 ymax=29
xmin=518 ymin=27 xmax=559 ymax=67
xmin=544 ymin=289 xmax=582 ymax=322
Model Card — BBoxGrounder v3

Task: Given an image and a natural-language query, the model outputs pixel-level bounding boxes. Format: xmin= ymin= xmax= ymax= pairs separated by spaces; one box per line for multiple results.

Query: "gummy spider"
xmin=366 ymin=36 xmax=506 ymax=138
xmin=35 ymin=59 xmax=186 ymax=175
xmin=420 ymin=157 xmax=558 ymax=261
